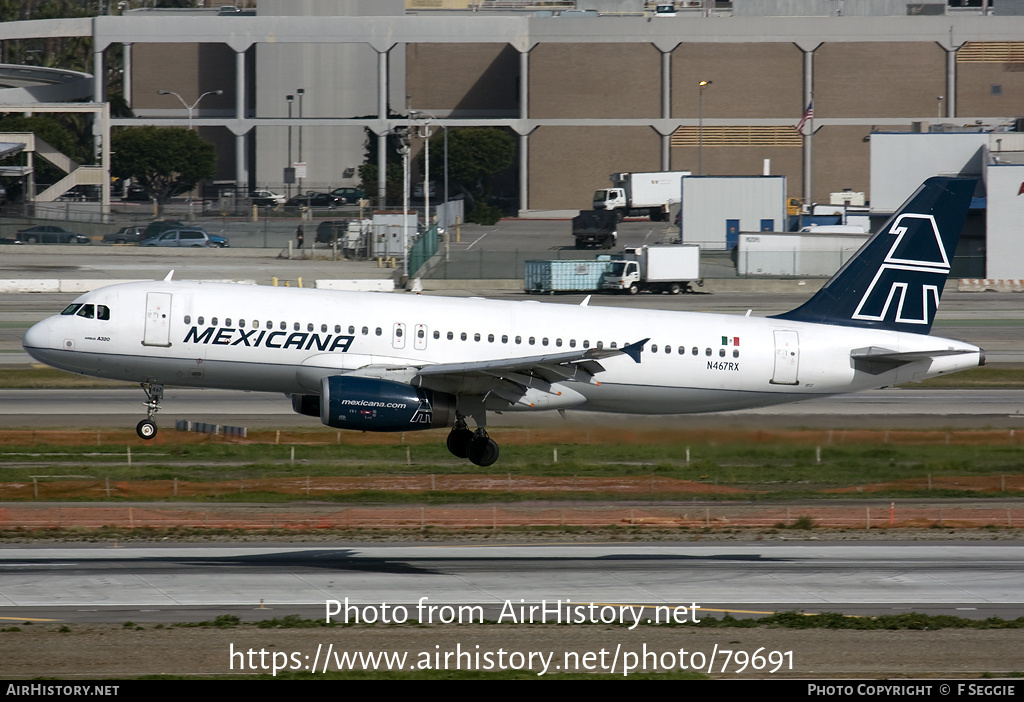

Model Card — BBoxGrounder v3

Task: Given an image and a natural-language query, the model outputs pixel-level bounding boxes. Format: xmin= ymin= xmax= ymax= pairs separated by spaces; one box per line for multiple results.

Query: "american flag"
xmin=796 ymin=101 xmax=813 ymax=135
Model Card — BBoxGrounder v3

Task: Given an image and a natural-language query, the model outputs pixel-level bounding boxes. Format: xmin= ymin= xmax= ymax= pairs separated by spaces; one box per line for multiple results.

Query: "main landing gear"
xmin=136 ymin=382 xmax=163 ymax=440
xmin=446 ymin=415 xmax=499 ymax=467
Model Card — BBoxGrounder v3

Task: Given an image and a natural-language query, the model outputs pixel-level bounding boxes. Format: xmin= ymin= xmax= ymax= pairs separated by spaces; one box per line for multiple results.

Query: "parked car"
xmin=329 ymin=187 xmax=366 ymax=204
xmin=103 ymin=225 xmax=146 ymax=244
xmin=140 ymin=229 xmax=226 ymax=248
xmin=249 ymin=189 xmax=286 ymax=206
xmin=122 ymin=184 xmax=150 ymax=201
xmin=284 ymin=191 xmax=341 ymax=209
xmin=16 ymin=225 xmax=90 ymax=245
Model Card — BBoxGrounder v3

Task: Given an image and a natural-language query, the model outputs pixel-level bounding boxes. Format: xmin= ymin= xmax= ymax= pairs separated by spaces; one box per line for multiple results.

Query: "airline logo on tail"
xmin=852 ymin=213 xmax=951 ymax=327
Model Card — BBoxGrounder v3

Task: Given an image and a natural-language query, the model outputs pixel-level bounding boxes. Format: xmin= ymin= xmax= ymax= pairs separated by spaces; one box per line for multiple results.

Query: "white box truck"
xmin=601 ymin=245 xmax=700 ymax=294
xmin=592 ymin=171 xmax=689 ymax=221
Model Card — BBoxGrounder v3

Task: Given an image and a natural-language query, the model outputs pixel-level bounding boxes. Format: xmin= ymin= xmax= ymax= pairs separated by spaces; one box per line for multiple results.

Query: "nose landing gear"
xmin=136 ymin=383 xmax=164 ymax=440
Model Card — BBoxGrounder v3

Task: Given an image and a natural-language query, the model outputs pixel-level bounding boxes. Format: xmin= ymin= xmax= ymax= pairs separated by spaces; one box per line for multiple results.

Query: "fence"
xmin=1 ymin=502 xmax=1019 ymax=530
xmin=408 ymin=224 xmax=440 ymax=278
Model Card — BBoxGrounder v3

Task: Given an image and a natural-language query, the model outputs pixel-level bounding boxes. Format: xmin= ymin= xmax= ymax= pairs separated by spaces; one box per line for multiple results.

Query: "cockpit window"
xmin=97 ymin=305 xmax=110 ymax=320
xmin=61 ymin=304 xmax=81 ymax=315
xmin=76 ymin=304 xmax=95 ymax=319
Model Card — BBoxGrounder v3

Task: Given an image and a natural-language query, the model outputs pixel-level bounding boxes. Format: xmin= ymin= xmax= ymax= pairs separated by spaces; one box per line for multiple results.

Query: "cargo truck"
xmin=592 ymin=171 xmax=689 ymax=221
xmin=572 ymin=209 xmax=618 ymax=249
xmin=601 ymin=245 xmax=700 ymax=294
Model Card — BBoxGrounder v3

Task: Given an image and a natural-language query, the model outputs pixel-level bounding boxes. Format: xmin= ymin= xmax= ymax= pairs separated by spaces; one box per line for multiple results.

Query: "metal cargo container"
xmin=736 ymin=232 xmax=869 ymax=276
xmin=525 ymin=258 xmax=613 ymax=293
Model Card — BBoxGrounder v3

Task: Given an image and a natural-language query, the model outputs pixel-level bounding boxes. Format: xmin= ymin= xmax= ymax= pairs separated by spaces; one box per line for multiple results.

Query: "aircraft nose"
xmin=22 ymin=319 xmax=55 ymax=361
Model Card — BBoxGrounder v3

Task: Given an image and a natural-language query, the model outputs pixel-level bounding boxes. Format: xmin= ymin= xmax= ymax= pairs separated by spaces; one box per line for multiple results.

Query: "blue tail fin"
xmin=772 ymin=176 xmax=975 ymax=334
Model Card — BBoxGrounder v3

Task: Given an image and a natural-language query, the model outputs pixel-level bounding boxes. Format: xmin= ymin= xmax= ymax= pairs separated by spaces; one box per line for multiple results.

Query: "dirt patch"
xmin=2 ymin=623 xmax=1021 ymax=679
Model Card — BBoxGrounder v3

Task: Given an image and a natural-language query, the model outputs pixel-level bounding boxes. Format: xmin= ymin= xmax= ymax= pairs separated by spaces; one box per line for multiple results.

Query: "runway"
xmin=2 ymin=387 xmax=1024 ymax=430
xmin=1 ymin=542 xmax=1022 ymax=624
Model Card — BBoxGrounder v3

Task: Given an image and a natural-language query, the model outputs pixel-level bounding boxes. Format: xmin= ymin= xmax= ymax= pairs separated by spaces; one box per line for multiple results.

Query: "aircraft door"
xmin=414 ymin=324 xmax=428 ymax=350
xmin=142 ymin=292 xmax=172 ymax=347
xmin=392 ymin=322 xmax=406 ymax=350
xmin=770 ymin=330 xmax=799 ymax=385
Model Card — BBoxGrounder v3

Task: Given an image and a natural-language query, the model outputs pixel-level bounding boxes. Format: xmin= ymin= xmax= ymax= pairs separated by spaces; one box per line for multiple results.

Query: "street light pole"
xmin=410 ymin=109 xmax=448 ymax=229
xmin=698 ymin=80 xmax=711 ymax=175
xmin=156 ymin=89 xmax=223 ymax=130
xmin=296 ymin=87 xmax=305 ymax=195
xmin=285 ymin=94 xmax=293 ymax=199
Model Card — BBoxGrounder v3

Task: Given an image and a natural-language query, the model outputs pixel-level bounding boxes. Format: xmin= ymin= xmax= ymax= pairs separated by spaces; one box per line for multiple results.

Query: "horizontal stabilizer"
xmin=850 ymin=346 xmax=975 ymax=375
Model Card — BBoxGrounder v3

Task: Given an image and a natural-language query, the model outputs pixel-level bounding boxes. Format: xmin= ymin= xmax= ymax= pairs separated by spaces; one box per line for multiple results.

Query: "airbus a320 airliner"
xmin=23 ymin=177 xmax=982 ymax=466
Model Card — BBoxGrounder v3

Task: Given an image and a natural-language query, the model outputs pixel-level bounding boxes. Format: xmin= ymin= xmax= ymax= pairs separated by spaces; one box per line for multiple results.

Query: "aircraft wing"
xmin=407 ymin=338 xmax=649 ymax=407
xmin=416 ymin=337 xmax=648 ymax=384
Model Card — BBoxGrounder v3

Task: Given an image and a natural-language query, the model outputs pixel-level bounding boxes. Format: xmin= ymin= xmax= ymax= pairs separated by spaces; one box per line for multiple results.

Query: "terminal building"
xmin=3 ymin=0 xmax=1024 ymax=275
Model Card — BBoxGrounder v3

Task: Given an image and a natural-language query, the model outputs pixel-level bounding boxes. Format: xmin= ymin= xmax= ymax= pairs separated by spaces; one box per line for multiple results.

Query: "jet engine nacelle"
xmin=290 ymin=394 xmax=321 ymax=417
xmin=320 ymin=375 xmax=454 ymax=432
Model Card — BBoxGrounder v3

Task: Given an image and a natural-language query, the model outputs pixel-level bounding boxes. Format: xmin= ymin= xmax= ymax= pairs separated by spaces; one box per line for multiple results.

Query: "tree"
xmin=420 ymin=127 xmax=515 ymax=223
xmin=111 ymin=126 xmax=215 ymax=205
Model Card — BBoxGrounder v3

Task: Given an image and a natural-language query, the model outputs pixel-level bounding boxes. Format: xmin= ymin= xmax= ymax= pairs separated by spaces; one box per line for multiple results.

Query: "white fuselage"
xmin=23 ymin=281 xmax=983 ymax=417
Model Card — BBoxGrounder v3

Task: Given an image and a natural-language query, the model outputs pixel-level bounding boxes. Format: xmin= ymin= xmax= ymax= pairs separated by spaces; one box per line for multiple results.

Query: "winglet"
xmin=622 ymin=338 xmax=649 ymax=364
xmin=580 ymin=295 xmax=591 ymax=307
xmin=163 ymin=270 xmax=175 ymax=282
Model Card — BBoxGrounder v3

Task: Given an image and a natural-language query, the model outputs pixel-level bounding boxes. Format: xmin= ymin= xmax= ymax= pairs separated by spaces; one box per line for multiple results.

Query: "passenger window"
xmin=610 ymin=341 xmax=618 ymax=349
xmin=583 ymin=340 xmax=589 ymax=348
xmin=529 ymin=337 xmax=535 ymax=345
xmin=719 ymin=348 xmax=726 ymax=357
xmin=542 ymin=338 xmax=549 ymax=346
xmin=447 ymin=332 xmax=453 ymax=340
xmin=461 ymin=332 xmax=467 ymax=341
xmin=433 ymin=331 xmax=440 ymax=339
xmin=294 ymin=322 xmax=300 ymax=331
xmin=279 ymin=322 xmax=286 ymax=330
xmin=515 ymin=336 xmax=522 ymax=344
xmin=321 ymin=324 xmax=327 ymax=333
xmin=375 ymin=327 xmax=382 ymax=336
xmin=239 ymin=319 xmax=246 ymax=328
xmin=396 ymin=328 xmax=403 ymax=338
xmin=556 ymin=339 xmax=562 ymax=347
xmin=362 ymin=327 xmax=368 ymax=335
xmin=198 ymin=317 xmax=205 ymax=325
xmin=185 ymin=315 xmax=191 ymax=324
xmin=418 ymin=329 xmax=425 ymax=339
xmin=501 ymin=335 xmax=508 ymax=343
xmin=225 ymin=318 xmax=232 ymax=326
xmin=733 ymin=350 xmax=739 ymax=358
xmin=570 ymin=339 xmax=576 ymax=348
xmin=692 ymin=347 xmax=698 ymax=356
xmin=474 ymin=333 xmax=481 ymax=342
xmin=212 ymin=317 xmax=218 ymax=326
xmin=705 ymin=348 xmax=711 ymax=356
